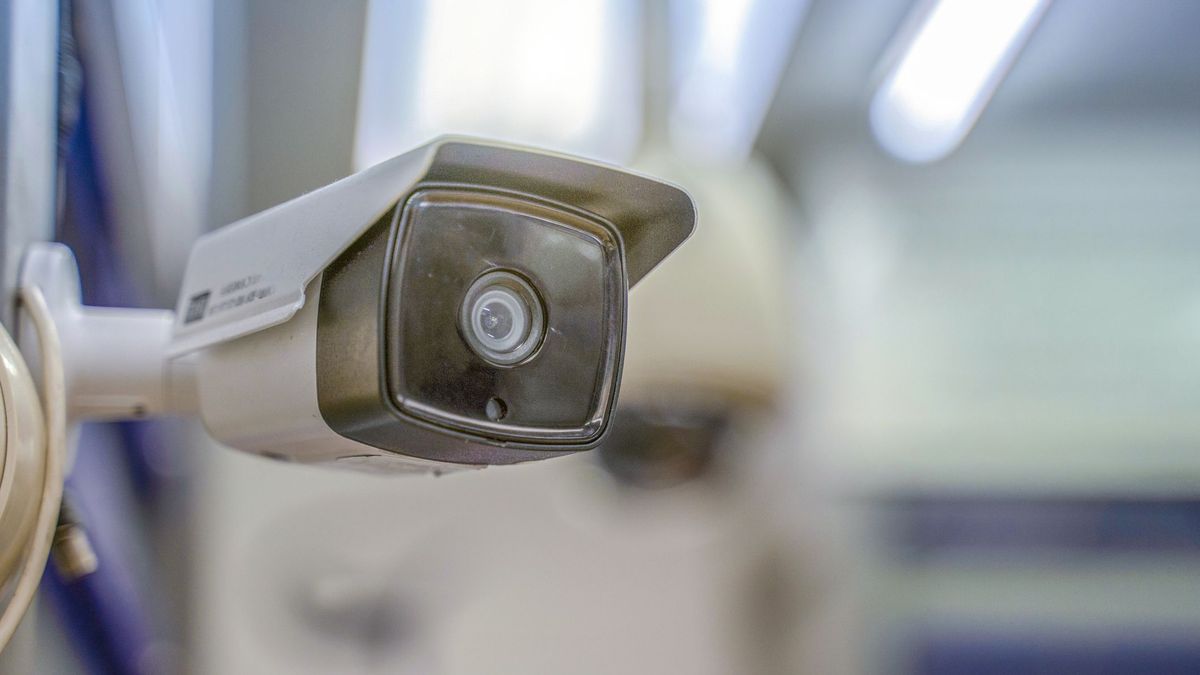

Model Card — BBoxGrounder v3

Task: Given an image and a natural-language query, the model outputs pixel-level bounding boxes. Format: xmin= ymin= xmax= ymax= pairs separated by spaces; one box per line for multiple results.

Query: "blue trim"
xmin=887 ymin=496 xmax=1200 ymax=554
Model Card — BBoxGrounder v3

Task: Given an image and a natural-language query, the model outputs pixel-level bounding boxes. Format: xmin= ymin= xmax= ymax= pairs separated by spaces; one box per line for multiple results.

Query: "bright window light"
xmin=870 ymin=0 xmax=1050 ymax=163
xmin=355 ymin=0 xmax=641 ymax=170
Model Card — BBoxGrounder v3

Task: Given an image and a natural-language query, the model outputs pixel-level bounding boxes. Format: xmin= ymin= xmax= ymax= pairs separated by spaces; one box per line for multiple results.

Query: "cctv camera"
xmin=18 ymin=137 xmax=695 ymax=474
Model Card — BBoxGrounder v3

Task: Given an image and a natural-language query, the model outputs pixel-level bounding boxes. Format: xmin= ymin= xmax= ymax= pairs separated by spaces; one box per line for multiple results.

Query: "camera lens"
xmin=479 ymin=301 xmax=515 ymax=341
xmin=470 ymin=288 xmax=526 ymax=351
xmin=459 ymin=270 xmax=545 ymax=366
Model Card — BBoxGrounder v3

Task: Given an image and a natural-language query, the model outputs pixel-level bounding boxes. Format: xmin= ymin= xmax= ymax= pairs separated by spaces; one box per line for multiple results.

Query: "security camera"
xmin=18 ymin=137 xmax=695 ymax=474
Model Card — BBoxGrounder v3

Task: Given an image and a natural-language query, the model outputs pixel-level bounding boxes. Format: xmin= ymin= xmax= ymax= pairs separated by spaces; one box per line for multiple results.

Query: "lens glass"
xmin=459 ymin=270 xmax=545 ymax=366
xmin=470 ymin=288 xmax=527 ymax=352
xmin=479 ymin=301 xmax=514 ymax=340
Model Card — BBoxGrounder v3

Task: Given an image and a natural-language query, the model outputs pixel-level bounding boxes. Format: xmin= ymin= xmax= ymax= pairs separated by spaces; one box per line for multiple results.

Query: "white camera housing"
xmin=18 ymin=138 xmax=694 ymax=474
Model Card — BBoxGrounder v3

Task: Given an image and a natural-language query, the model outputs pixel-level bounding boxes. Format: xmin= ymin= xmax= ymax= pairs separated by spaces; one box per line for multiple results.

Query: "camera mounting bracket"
xmin=18 ymin=242 xmax=196 ymax=422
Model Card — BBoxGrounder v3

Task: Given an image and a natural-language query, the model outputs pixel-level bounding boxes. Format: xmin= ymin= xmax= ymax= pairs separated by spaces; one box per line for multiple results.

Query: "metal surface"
xmin=0 ymin=0 xmax=58 ymax=327
xmin=0 ymin=0 xmax=58 ymax=667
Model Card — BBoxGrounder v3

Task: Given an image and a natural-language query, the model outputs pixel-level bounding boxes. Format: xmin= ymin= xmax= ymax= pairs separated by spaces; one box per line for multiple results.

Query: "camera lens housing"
xmin=383 ymin=188 xmax=624 ymax=445
xmin=315 ymin=183 xmax=633 ymax=463
xmin=459 ymin=270 xmax=545 ymax=367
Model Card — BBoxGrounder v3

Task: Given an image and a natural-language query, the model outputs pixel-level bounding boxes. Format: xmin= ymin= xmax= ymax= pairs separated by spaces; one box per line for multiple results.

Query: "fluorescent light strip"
xmin=669 ymin=0 xmax=809 ymax=162
xmin=870 ymin=0 xmax=1050 ymax=163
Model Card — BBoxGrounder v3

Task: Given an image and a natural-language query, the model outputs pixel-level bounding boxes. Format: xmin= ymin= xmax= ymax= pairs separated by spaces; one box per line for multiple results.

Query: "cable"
xmin=0 ymin=286 xmax=67 ymax=652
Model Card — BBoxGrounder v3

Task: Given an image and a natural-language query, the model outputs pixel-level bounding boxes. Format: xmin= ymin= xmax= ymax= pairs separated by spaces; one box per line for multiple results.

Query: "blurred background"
xmin=3 ymin=0 xmax=1200 ymax=672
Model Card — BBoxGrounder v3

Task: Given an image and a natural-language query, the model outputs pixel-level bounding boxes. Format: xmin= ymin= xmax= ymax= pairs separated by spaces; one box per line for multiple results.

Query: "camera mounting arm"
xmin=18 ymin=242 xmax=198 ymax=422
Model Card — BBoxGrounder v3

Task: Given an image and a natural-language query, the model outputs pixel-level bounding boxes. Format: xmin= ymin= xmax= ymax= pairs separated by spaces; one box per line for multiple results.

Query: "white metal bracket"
xmin=18 ymin=242 xmax=196 ymax=422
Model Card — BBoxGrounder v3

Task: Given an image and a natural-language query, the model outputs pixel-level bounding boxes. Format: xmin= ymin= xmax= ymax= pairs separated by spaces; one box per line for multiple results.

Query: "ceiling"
xmin=759 ymin=0 xmax=1200 ymax=172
